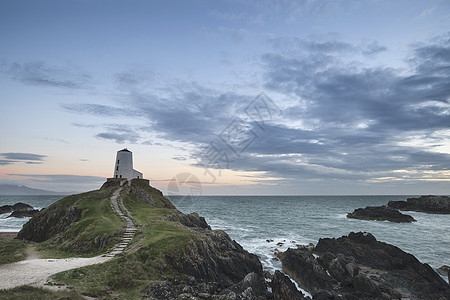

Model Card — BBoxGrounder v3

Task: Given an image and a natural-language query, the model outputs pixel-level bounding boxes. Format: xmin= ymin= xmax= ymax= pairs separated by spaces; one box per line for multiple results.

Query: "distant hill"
xmin=0 ymin=184 xmax=67 ymax=195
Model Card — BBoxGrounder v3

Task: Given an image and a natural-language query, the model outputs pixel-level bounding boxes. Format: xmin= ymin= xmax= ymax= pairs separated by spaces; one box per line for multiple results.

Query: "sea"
xmin=1 ymin=194 xmax=449 ymax=274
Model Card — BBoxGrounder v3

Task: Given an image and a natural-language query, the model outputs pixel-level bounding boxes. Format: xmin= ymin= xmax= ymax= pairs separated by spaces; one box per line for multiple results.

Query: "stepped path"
xmin=105 ymin=187 xmax=137 ymax=257
xmin=0 ymin=187 xmax=135 ymax=290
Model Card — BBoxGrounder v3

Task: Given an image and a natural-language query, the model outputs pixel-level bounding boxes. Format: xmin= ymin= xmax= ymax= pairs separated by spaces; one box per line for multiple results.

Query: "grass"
xmin=49 ymin=182 xmax=195 ymax=298
xmin=36 ymin=187 xmax=125 ymax=258
xmin=2 ymin=181 xmax=197 ymax=299
xmin=0 ymin=286 xmax=84 ymax=300
xmin=0 ymin=238 xmax=28 ymax=266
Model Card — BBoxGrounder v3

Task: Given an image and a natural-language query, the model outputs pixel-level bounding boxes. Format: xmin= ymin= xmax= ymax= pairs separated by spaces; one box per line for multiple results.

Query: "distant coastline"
xmin=0 ymin=184 xmax=69 ymax=196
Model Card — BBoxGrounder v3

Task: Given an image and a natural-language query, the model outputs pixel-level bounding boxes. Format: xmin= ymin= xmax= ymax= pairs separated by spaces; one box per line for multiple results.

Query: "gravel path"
xmin=0 ymin=186 xmax=136 ymax=290
xmin=0 ymin=256 xmax=111 ymax=290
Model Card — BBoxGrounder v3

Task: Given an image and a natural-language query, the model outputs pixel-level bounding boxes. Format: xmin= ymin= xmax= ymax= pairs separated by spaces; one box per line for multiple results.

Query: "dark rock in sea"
xmin=268 ymin=270 xmax=307 ymax=300
xmin=437 ymin=265 xmax=449 ymax=277
xmin=277 ymin=231 xmax=450 ymax=300
xmin=0 ymin=202 xmax=34 ymax=214
xmin=12 ymin=202 xmax=34 ymax=211
xmin=7 ymin=209 xmax=39 ymax=218
xmin=347 ymin=205 xmax=416 ymax=222
xmin=388 ymin=195 xmax=450 ymax=214
xmin=437 ymin=265 xmax=450 ymax=284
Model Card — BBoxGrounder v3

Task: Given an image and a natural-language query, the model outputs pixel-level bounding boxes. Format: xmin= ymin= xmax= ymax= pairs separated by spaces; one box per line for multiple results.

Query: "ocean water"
xmin=1 ymin=194 xmax=449 ymax=273
xmin=0 ymin=195 xmax=65 ymax=232
xmin=171 ymin=195 xmax=450 ymax=272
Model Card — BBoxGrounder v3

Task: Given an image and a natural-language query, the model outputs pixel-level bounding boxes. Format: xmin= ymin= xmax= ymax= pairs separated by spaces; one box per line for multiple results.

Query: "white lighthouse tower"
xmin=113 ymin=148 xmax=143 ymax=179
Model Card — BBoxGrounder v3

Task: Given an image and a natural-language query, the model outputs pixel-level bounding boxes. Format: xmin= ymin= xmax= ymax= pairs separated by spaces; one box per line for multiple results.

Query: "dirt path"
xmin=0 ymin=256 xmax=111 ymax=290
xmin=0 ymin=186 xmax=136 ymax=290
xmin=26 ymin=245 xmax=40 ymax=260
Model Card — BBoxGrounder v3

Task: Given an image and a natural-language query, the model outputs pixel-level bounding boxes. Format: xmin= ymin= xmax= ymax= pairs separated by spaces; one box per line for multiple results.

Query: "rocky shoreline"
xmin=277 ymin=232 xmax=450 ymax=300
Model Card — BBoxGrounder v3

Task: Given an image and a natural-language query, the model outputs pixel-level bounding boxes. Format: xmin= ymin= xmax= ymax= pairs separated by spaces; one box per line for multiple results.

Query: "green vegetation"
xmin=0 ymin=285 xmax=84 ymax=300
xmin=36 ymin=187 xmax=125 ymax=258
xmin=0 ymin=238 xmax=28 ymax=266
xmin=49 ymin=181 xmax=195 ymax=298
xmin=1 ymin=181 xmax=198 ymax=298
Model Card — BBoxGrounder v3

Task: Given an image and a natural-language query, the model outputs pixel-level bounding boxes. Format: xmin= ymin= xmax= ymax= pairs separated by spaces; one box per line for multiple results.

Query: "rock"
xmin=437 ymin=265 xmax=450 ymax=284
xmin=143 ymin=281 xmax=179 ymax=299
xmin=1 ymin=202 xmax=34 ymax=214
xmin=437 ymin=265 xmax=449 ymax=277
xmin=12 ymin=202 xmax=34 ymax=211
xmin=0 ymin=205 xmax=13 ymax=214
xmin=313 ymin=232 xmax=450 ymax=300
xmin=221 ymin=272 xmax=268 ymax=298
xmin=269 ymin=270 xmax=307 ymax=300
xmin=388 ymin=195 xmax=450 ymax=214
xmin=276 ymin=247 xmax=336 ymax=292
xmin=176 ymin=212 xmax=211 ymax=230
xmin=17 ymin=203 xmax=82 ymax=242
xmin=347 ymin=206 xmax=416 ymax=222
xmin=7 ymin=209 xmax=39 ymax=218
xmin=170 ymin=229 xmax=265 ymax=289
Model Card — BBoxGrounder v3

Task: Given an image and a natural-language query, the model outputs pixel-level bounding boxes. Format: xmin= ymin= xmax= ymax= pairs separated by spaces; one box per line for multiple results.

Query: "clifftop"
xmin=16 ymin=180 xmax=270 ymax=299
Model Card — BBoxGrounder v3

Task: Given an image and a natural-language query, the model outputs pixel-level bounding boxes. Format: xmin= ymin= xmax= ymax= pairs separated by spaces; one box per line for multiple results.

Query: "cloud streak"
xmin=0 ymin=153 xmax=47 ymax=165
xmin=1 ymin=61 xmax=91 ymax=89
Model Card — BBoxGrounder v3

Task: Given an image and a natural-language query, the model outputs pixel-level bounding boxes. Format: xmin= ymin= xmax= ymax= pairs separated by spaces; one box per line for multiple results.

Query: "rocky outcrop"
xmin=0 ymin=202 xmax=34 ymax=214
xmin=278 ymin=232 xmax=450 ymax=300
xmin=7 ymin=209 xmax=39 ymax=218
xmin=347 ymin=206 xmax=416 ymax=222
xmin=170 ymin=212 xmax=211 ymax=230
xmin=267 ymin=270 xmax=307 ymax=300
xmin=143 ymin=272 xmax=269 ymax=299
xmin=17 ymin=203 xmax=82 ymax=242
xmin=170 ymin=229 xmax=264 ymax=288
xmin=388 ymin=195 xmax=450 ymax=214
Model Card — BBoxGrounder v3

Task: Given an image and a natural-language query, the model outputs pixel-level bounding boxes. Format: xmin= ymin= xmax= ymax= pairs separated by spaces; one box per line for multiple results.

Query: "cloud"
xmin=62 ymin=104 xmax=140 ymax=117
xmin=361 ymin=41 xmax=387 ymax=56
xmin=253 ymin=33 xmax=450 ymax=182
xmin=62 ymin=33 xmax=450 ymax=186
xmin=95 ymin=125 xmax=141 ymax=144
xmin=0 ymin=153 xmax=47 ymax=165
xmin=8 ymin=174 xmax=105 ymax=184
xmin=2 ymin=61 xmax=91 ymax=89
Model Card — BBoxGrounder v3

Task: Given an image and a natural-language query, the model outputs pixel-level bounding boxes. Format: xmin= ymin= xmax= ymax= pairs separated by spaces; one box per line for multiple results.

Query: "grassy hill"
xmin=10 ymin=179 xmax=265 ymax=299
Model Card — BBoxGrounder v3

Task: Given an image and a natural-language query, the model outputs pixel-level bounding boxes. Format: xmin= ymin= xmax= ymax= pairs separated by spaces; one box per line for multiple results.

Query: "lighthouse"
xmin=113 ymin=148 xmax=143 ymax=179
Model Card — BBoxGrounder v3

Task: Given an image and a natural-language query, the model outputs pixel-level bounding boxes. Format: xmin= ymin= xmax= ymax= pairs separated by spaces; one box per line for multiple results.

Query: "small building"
xmin=113 ymin=148 xmax=143 ymax=180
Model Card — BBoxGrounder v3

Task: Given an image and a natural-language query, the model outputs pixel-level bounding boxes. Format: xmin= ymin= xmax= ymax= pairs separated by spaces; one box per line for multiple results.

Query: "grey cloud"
xmin=96 ymin=132 xmax=140 ymax=144
xmin=3 ymin=61 xmax=91 ymax=89
xmin=1 ymin=153 xmax=47 ymax=161
xmin=62 ymin=104 xmax=140 ymax=117
xmin=362 ymin=41 xmax=387 ymax=56
xmin=0 ymin=153 xmax=47 ymax=165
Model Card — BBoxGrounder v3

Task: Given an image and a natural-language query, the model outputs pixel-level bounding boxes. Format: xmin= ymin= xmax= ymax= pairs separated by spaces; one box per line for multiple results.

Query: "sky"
xmin=1 ymin=0 xmax=450 ymax=195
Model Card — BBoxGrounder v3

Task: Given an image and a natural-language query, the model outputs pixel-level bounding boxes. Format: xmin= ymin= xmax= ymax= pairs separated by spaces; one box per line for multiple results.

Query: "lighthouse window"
xmin=116 ymin=166 xmax=119 ymax=171
xmin=117 ymin=160 xmax=119 ymax=164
